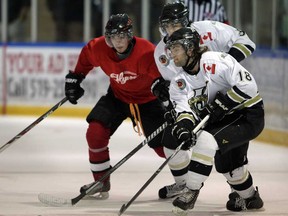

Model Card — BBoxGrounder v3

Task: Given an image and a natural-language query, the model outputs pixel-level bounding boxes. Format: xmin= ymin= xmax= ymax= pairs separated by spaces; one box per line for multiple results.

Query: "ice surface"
xmin=0 ymin=116 xmax=288 ymax=216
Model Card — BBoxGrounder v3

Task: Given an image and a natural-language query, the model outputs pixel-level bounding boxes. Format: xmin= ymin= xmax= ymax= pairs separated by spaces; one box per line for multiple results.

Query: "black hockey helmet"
xmin=159 ymin=2 xmax=189 ymax=35
xmin=166 ymin=27 xmax=202 ymax=73
xmin=105 ymin=13 xmax=133 ymax=47
xmin=105 ymin=13 xmax=133 ymax=38
xmin=165 ymin=27 xmax=200 ymax=51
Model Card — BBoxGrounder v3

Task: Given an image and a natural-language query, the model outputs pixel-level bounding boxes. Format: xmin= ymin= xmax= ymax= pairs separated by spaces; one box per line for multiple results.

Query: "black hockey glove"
xmin=172 ymin=117 xmax=197 ymax=150
xmin=200 ymin=92 xmax=231 ymax=124
xmin=151 ymin=77 xmax=170 ymax=102
xmin=65 ymin=71 xmax=85 ymax=105
xmin=164 ymin=109 xmax=176 ymax=125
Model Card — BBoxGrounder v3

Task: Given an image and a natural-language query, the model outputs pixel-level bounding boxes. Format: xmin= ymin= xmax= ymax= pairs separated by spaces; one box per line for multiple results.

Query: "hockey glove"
xmin=172 ymin=116 xmax=197 ymax=150
xmin=200 ymin=91 xmax=231 ymax=124
xmin=65 ymin=71 xmax=85 ymax=105
xmin=164 ymin=108 xmax=176 ymax=125
xmin=151 ymin=77 xmax=170 ymax=102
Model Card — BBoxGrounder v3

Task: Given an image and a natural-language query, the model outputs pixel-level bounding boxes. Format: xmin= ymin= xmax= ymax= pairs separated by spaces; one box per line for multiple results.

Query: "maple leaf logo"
xmin=203 ymin=63 xmax=216 ymax=74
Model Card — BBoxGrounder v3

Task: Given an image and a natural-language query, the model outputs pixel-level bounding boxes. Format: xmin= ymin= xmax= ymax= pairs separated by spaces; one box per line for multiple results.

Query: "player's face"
xmin=164 ymin=22 xmax=183 ymax=36
xmin=168 ymin=44 xmax=188 ymax=67
xmin=110 ymin=33 xmax=130 ymax=53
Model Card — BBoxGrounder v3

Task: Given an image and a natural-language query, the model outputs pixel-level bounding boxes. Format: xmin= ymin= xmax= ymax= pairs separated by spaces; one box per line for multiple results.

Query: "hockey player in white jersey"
xmin=152 ymin=1 xmax=257 ymax=201
xmin=166 ymin=27 xmax=264 ymax=215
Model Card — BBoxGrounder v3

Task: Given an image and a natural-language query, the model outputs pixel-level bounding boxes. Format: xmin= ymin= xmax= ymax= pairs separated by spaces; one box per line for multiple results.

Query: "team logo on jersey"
xmin=203 ymin=63 xmax=216 ymax=74
xmin=187 ymin=83 xmax=208 ymax=114
xmin=176 ymin=79 xmax=186 ymax=90
xmin=200 ymin=32 xmax=213 ymax=44
xmin=159 ymin=55 xmax=169 ymax=66
xmin=110 ymin=71 xmax=137 ymax=84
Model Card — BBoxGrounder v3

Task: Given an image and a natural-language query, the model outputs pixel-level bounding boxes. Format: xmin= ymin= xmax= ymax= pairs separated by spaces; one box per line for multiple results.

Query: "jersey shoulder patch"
xmin=175 ymin=78 xmax=186 ymax=90
xmin=158 ymin=55 xmax=170 ymax=66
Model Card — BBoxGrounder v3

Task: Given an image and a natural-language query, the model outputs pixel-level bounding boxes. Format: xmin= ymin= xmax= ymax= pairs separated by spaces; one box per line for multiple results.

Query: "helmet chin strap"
xmin=182 ymin=52 xmax=200 ymax=75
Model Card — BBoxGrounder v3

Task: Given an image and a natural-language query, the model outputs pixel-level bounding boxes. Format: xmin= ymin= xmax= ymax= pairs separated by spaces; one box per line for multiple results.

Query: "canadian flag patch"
xmin=203 ymin=63 xmax=216 ymax=74
xmin=200 ymin=32 xmax=213 ymax=44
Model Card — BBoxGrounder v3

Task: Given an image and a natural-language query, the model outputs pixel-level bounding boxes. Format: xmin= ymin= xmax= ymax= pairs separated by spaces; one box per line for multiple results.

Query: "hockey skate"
xmin=226 ymin=186 xmax=264 ymax=211
xmin=80 ymin=180 xmax=110 ymax=200
xmin=158 ymin=182 xmax=186 ymax=199
xmin=172 ymin=187 xmax=200 ymax=216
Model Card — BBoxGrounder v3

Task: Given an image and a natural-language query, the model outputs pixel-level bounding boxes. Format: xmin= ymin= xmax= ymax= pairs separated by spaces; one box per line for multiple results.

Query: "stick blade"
xmin=118 ymin=204 xmax=127 ymax=216
xmin=38 ymin=193 xmax=72 ymax=207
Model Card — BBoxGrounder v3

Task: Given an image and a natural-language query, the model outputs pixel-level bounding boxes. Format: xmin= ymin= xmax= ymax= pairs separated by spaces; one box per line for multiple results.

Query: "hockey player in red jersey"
xmin=64 ymin=13 xmax=178 ymax=199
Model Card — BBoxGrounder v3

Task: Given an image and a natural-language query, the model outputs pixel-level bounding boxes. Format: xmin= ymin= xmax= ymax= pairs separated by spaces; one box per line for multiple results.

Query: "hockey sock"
xmin=86 ymin=121 xmax=111 ymax=182
xmin=187 ymin=130 xmax=218 ymax=190
xmin=164 ymin=147 xmax=189 ymax=184
xmin=153 ymin=146 xmax=165 ymax=158
xmin=224 ymin=167 xmax=255 ymax=199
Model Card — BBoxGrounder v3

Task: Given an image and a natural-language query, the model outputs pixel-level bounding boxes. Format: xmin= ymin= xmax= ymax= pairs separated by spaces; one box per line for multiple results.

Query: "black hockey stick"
xmin=38 ymin=121 xmax=168 ymax=207
xmin=0 ymin=97 xmax=68 ymax=153
xmin=118 ymin=115 xmax=209 ymax=216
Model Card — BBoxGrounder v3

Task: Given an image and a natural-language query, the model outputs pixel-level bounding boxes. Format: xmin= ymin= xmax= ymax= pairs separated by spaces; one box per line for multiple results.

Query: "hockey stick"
xmin=38 ymin=121 xmax=168 ymax=207
xmin=118 ymin=115 xmax=209 ymax=216
xmin=0 ymin=97 xmax=68 ymax=153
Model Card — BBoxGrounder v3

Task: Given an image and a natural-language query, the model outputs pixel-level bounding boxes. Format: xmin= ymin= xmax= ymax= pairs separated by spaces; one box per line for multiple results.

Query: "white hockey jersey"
xmin=169 ymin=51 xmax=262 ymax=117
xmin=154 ymin=21 xmax=255 ymax=81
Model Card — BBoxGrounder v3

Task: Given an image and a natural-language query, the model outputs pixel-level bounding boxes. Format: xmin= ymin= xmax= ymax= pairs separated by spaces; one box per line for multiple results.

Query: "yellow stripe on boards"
xmin=4 ymin=105 xmax=90 ymax=118
xmin=256 ymin=128 xmax=288 ymax=147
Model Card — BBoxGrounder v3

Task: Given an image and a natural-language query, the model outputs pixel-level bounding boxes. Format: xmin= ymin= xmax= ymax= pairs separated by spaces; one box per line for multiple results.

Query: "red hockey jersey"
xmin=74 ymin=36 xmax=161 ymax=104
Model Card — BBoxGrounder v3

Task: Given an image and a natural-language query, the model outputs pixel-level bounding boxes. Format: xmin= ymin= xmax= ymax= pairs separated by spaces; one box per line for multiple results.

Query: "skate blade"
xmin=84 ymin=192 xmax=109 ymax=200
xmin=172 ymin=206 xmax=188 ymax=216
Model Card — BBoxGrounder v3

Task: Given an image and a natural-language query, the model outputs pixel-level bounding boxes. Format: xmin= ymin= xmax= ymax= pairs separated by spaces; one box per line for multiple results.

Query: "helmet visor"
xmin=159 ymin=18 xmax=188 ymax=36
